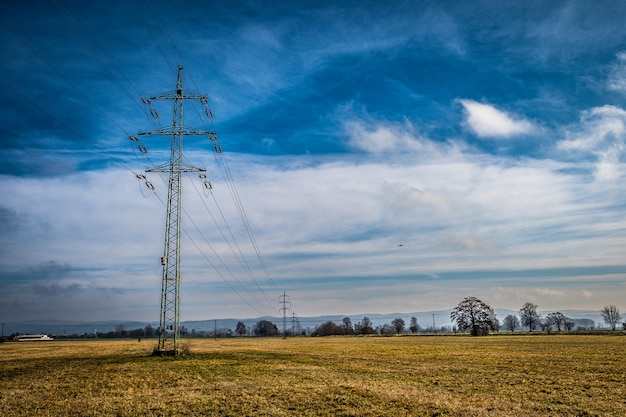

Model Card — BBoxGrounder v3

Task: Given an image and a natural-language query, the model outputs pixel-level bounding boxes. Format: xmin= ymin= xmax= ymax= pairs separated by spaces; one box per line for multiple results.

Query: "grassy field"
xmin=1 ymin=335 xmax=625 ymax=416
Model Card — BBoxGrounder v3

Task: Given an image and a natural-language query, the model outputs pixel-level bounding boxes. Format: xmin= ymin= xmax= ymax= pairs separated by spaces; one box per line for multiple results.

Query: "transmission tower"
xmin=279 ymin=291 xmax=291 ymax=338
xmin=291 ymin=311 xmax=299 ymax=336
xmin=138 ymin=65 xmax=215 ymax=356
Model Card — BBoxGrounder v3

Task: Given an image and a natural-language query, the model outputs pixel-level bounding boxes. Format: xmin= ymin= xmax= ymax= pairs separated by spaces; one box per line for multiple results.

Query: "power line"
xmin=45 ymin=0 xmax=146 ymax=118
xmin=0 ymin=17 xmax=133 ymax=137
xmin=151 ymin=191 xmax=268 ymax=316
xmin=186 ymin=173 xmax=276 ymax=309
xmin=0 ymin=78 xmax=140 ymax=179
xmin=213 ymin=149 xmax=281 ymax=297
xmin=134 ymin=0 xmax=281 ymax=302
xmin=133 ymin=0 xmax=175 ymax=73
xmin=2 ymin=4 xmax=280 ymax=321
xmin=144 ymin=0 xmax=204 ymax=99
xmin=181 ymin=194 xmax=275 ymax=311
xmin=132 ymin=71 xmax=278 ymax=315
xmin=57 ymin=0 xmax=145 ymax=100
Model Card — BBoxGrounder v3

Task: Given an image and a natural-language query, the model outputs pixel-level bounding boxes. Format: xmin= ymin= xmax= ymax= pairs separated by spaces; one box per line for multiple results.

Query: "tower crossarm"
xmin=143 ymin=92 xmax=208 ymax=101
xmin=146 ymin=162 xmax=206 ymax=174
xmin=138 ymin=127 xmax=216 ymax=137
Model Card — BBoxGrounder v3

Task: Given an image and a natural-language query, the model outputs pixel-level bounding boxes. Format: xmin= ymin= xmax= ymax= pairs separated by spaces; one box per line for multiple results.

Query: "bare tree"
xmin=342 ymin=317 xmax=354 ymax=335
xmin=600 ymin=305 xmax=622 ymax=330
xmin=355 ymin=317 xmax=375 ymax=335
xmin=253 ymin=320 xmax=279 ymax=336
xmin=540 ymin=319 xmax=552 ymax=334
xmin=313 ymin=321 xmax=343 ymax=337
xmin=450 ymin=296 xmax=498 ymax=336
xmin=546 ymin=312 xmax=567 ymax=331
xmin=378 ymin=324 xmax=395 ymax=335
xmin=236 ymin=321 xmax=247 ymax=336
xmin=115 ymin=324 xmax=126 ymax=337
xmin=409 ymin=317 xmax=419 ymax=334
xmin=503 ymin=315 xmax=520 ymax=332
xmin=391 ymin=318 xmax=405 ymax=334
xmin=144 ymin=324 xmax=155 ymax=337
xmin=519 ymin=302 xmax=540 ymax=332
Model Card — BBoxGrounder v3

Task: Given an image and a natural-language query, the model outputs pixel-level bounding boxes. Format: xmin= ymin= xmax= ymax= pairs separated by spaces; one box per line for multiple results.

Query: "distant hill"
xmin=4 ymin=319 xmax=152 ymax=337
xmin=5 ymin=309 xmax=609 ymax=335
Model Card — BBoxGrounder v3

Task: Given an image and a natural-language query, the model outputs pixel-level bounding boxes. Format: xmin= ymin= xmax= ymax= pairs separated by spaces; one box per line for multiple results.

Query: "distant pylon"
xmin=291 ymin=311 xmax=299 ymax=336
xmin=279 ymin=291 xmax=291 ymax=338
xmin=138 ymin=66 xmax=216 ymax=356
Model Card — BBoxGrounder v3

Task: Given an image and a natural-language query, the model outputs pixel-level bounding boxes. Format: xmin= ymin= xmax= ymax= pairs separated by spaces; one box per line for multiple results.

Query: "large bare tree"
xmin=451 ymin=296 xmax=498 ymax=336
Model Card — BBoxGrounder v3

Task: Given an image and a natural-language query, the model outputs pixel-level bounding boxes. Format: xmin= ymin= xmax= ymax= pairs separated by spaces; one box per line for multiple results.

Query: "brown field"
xmin=1 ymin=335 xmax=625 ymax=416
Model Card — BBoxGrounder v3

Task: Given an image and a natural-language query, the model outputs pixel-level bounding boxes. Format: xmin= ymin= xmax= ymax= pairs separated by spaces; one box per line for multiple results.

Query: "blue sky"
xmin=1 ymin=0 xmax=625 ymax=322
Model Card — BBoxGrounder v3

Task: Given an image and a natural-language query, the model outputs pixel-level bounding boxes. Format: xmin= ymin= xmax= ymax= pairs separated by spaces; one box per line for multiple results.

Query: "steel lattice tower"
xmin=138 ymin=66 xmax=214 ymax=356
xmin=279 ymin=291 xmax=290 ymax=338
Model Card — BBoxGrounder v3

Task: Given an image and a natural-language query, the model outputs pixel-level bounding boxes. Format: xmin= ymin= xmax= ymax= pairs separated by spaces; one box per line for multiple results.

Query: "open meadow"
xmin=1 ymin=335 xmax=625 ymax=416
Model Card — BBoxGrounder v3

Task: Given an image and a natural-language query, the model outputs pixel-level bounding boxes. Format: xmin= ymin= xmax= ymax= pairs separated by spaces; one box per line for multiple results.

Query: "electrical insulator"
xmin=161 ymin=257 xmax=167 ymax=265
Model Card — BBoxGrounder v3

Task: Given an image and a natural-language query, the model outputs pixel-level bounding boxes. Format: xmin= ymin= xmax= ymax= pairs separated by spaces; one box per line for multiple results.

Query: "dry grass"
xmin=1 ymin=335 xmax=625 ymax=416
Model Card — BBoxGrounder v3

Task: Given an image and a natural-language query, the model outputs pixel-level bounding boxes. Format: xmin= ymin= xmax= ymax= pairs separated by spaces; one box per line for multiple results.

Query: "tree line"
xmin=309 ymin=298 xmax=624 ymax=337
xmin=451 ymin=297 xmax=623 ymax=336
xmin=9 ymin=299 xmax=621 ymax=341
xmin=502 ymin=302 xmax=623 ymax=333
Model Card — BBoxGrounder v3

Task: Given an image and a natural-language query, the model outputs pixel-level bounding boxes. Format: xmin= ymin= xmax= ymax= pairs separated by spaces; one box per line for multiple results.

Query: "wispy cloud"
xmin=559 ymin=105 xmax=626 ymax=181
xmin=607 ymin=52 xmax=626 ymax=94
xmin=459 ymin=99 xmax=534 ymax=138
xmin=439 ymin=235 xmax=497 ymax=253
xmin=344 ymin=120 xmax=427 ymax=154
xmin=32 ymin=282 xmax=82 ymax=296
xmin=2 ymin=1 xmax=626 ymax=322
xmin=2 ymin=115 xmax=625 ymax=319
xmin=534 ymin=288 xmax=566 ymax=297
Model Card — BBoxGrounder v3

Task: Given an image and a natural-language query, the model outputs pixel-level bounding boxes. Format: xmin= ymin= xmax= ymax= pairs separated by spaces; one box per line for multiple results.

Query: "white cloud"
xmin=383 ymin=182 xmax=452 ymax=213
xmin=342 ymin=118 xmax=465 ymax=158
xmin=2 ymin=116 xmax=626 ymax=320
xmin=595 ymin=144 xmax=624 ymax=181
xmin=559 ymin=105 xmax=626 ymax=151
xmin=607 ymin=52 xmax=626 ymax=94
xmin=344 ymin=120 xmax=424 ymax=154
xmin=534 ymin=288 xmax=566 ymax=297
xmin=459 ymin=99 xmax=534 ymax=138
xmin=559 ymin=105 xmax=626 ymax=180
xmin=439 ymin=235 xmax=497 ymax=253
